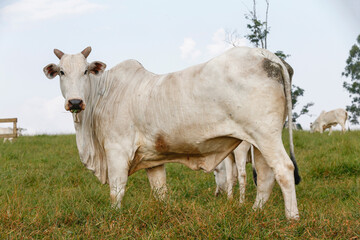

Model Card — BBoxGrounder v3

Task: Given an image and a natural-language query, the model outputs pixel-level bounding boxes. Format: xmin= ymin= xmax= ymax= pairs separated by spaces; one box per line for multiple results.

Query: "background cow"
xmin=310 ymin=108 xmax=347 ymax=135
xmin=0 ymin=127 xmax=23 ymax=143
xmin=43 ymin=46 xmax=300 ymax=219
xmin=214 ymin=141 xmax=254 ymax=203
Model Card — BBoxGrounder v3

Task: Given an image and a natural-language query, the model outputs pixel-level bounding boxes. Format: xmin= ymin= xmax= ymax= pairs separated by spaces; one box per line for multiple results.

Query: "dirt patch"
xmin=155 ymin=134 xmax=169 ymax=152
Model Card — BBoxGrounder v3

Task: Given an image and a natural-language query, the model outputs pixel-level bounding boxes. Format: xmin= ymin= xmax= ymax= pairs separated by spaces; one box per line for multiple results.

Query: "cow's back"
xmin=323 ymin=108 xmax=347 ymax=123
xmin=125 ymin=48 xmax=288 ymax=173
xmin=90 ymin=47 xmax=289 ymax=174
xmin=128 ymin=47 xmax=285 ymax=132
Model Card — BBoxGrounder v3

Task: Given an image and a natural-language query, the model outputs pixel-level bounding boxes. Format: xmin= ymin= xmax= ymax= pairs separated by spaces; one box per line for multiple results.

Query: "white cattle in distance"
xmin=214 ymin=141 xmax=254 ymax=203
xmin=0 ymin=127 xmax=22 ymax=143
xmin=43 ymin=46 xmax=301 ymax=220
xmin=310 ymin=108 xmax=348 ymax=135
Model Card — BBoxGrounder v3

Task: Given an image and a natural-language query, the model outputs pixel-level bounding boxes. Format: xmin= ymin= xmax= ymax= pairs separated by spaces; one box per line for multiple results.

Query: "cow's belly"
xmin=323 ymin=122 xmax=338 ymax=130
xmin=128 ymin=136 xmax=241 ymax=175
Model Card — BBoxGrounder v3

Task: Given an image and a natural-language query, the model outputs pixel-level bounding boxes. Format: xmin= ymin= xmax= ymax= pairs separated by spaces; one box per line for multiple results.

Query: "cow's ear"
xmin=88 ymin=61 xmax=106 ymax=75
xmin=43 ymin=63 xmax=60 ymax=79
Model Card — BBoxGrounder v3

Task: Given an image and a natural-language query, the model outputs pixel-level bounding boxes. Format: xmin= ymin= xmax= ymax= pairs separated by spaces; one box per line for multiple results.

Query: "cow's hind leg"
xmin=233 ymin=141 xmax=251 ymax=203
xmin=257 ymin=140 xmax=299 ymax=220
xmin=340 ymin=122 xmax=346 ymax=133
xmin=146 ymin=164 xmax=167 ymax=200
xmin=252 ymin=147 xmax=275 ymax=210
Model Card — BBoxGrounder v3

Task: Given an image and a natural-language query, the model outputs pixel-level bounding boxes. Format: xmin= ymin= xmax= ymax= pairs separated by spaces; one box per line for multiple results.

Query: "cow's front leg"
xmin=146 ymin=164 xmax=167 ymax=201
xmin=224 ymin=155 xmax=235 ymax=200
xmin=106 ymin=146 xmax=131 ymax=209
xmin=328 ymin=126 xmax=332 ymax=135
xmin=233 ymin=141 xmax=251 ymax=204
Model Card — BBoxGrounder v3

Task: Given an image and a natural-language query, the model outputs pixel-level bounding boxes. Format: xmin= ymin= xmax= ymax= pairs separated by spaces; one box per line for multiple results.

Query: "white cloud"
xmin=207 ymin=28 xmax=229 ymax=56
xmin=206 ymin=28 xmax=246 ymax=57
xmin=18 ymin=95 xmax=75 ymax=135
xmin=180 ymin=38 xmax=202 ymax=60
xmin=207 ymin=28 xmax=248 ymax=57
xmin=180 ymin=29 xmax=248 ymax=62
xmin=0 ymin=0 xmax=106 ymax=24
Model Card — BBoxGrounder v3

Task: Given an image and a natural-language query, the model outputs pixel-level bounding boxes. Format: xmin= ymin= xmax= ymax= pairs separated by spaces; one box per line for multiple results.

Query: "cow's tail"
xmin=279 ymin=59 xmax=301 ymax=185
xmin=345 ymin=110 xmax=350 ymax=131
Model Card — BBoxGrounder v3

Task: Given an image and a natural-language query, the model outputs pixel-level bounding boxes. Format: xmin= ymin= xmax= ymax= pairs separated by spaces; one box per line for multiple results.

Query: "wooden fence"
xmin=0 ymin=118 xmax=18 ymax=139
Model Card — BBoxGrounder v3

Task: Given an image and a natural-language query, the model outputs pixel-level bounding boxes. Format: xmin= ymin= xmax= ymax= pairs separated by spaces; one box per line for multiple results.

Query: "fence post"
xmin=0 ymin=118 xmax=18 ymax=139
xmin=13 ymin=119 xmax=17 ymax=138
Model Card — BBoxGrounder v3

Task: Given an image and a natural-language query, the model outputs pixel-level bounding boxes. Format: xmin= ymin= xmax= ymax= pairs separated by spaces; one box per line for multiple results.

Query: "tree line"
xmin=227 ymin=0 xmax=314 ymax=127
xmin=230 ymin=0 xmax=359 ymax=127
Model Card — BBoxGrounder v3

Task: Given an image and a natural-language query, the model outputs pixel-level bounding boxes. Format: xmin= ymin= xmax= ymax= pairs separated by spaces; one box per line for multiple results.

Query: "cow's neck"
xmin=72 ymin=72 xmax=109 ymax=184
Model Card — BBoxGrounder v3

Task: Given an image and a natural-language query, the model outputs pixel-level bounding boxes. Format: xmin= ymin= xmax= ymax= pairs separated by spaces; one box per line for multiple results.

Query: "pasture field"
xmin=0 ymin=131 xmax=359 ymax=239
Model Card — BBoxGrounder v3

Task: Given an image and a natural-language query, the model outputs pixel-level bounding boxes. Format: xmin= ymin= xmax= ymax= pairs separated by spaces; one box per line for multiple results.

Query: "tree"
xmin=342 ymin=34 xmax=360 ymax=124
xmin=241 ymin=0 xmax=313 ymax=124
xmin=244 ymin=0 xmax=269 ymax=49
xmin=273 ymin=52 xmax=314 ymax=123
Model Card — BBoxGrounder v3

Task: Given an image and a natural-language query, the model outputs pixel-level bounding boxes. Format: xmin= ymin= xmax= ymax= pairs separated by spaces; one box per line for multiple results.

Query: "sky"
xmin=0 ymin=0 xmax=359 ymax=135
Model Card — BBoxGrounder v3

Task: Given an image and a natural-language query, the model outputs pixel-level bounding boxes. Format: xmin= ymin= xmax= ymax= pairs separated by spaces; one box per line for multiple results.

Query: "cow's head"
xmin=43 ymin=47 xmax=106 ymax=113
xmin=310 ymin=122 xmax=319 ymax=133
xmin=213 ymin=163 xmax=227 ymax=194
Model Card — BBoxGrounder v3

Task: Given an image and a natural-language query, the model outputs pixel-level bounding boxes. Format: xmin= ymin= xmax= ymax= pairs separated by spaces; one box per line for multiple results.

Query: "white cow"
xmin=0 ymin=127 xmax=18 ymax=143
xmin=310 ymin=108 xmax=347 ymax=135
xmin=43 ymin=46 xmax=300 ymax=219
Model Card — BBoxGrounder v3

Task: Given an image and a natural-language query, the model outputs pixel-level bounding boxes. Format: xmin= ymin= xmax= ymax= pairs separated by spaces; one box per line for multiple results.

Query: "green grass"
xmin=0 ymin=132 xmax=359 ymax=239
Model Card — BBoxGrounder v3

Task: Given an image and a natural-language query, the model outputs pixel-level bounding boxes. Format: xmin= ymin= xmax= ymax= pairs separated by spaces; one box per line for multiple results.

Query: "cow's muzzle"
xmin=66 ymin=99 xmax=85 ymax=113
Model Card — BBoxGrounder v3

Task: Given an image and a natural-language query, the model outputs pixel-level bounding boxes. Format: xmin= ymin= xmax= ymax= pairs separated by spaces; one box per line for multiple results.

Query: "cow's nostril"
xmin=69 ymin=99 xmax=82 ymax=106
xmin=68 ymin=99 xmax=83 ymax=111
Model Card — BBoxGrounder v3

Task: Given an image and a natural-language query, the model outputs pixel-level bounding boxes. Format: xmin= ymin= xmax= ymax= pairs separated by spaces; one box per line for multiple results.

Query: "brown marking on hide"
xmin=110 ymin=194 xmax=117 ymax=204
xmin=226 ymin=77 xmax=233 ymax=84
xmin=286 ymin=162 xmax=295 ymax=171
xmin=323 ymin=122 xmax=337 ymax=130
xmin=155 ymin=135 xmax=169 ymax=152
xmin=279 ymin=176 xmax=290 ymax=189
xmin=262 ymin=58 xmax=283 ymax=84
xmin=278 ymin=163 xmax=295 ymax=188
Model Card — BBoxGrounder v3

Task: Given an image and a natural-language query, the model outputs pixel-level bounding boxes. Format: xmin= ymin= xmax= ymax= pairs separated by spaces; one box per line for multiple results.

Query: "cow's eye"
xmin=60 ymin=71 xmax=65 ymax=76
xmin=84 ymin=70 xmax=88 ymax=75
